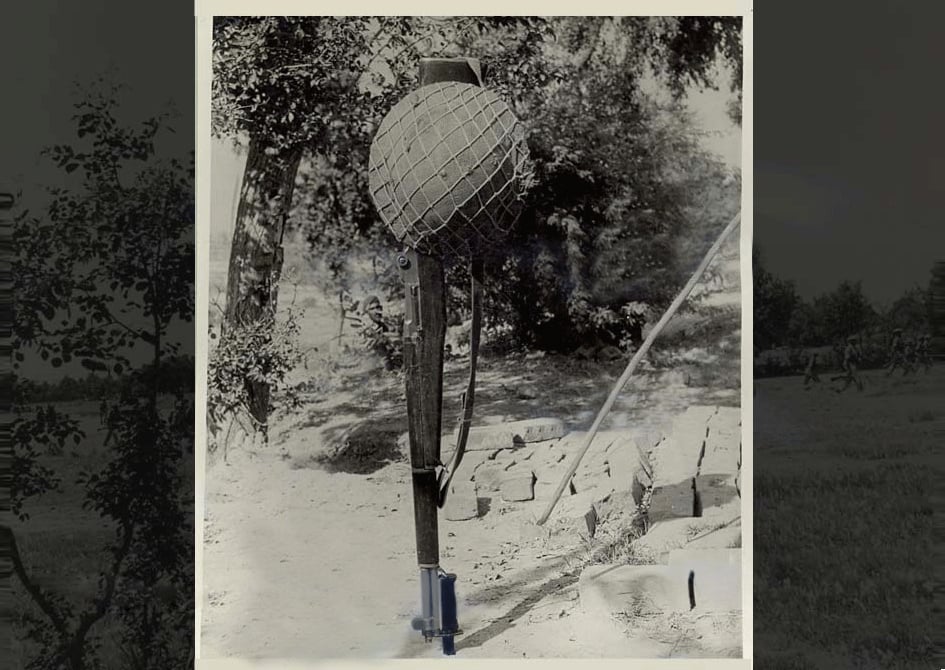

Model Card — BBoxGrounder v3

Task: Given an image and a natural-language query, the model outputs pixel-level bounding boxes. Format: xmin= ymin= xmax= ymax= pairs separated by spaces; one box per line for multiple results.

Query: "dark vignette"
xmin=2 ymin=1 xmax=194 ymax=669
xmin=754 ymin=2 xmax=945 ymax=668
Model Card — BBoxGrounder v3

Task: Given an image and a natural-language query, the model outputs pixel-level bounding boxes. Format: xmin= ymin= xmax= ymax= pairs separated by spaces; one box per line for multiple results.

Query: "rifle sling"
xmin=437 ymin=259 xmax=483 ymax=507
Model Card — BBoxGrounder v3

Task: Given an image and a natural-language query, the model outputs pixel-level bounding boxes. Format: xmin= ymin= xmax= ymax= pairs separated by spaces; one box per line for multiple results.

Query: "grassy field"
xmin=753 ymin=368 xmax=942 ymax=669
xmin=11 ymin=398 xmax=194 ymax=669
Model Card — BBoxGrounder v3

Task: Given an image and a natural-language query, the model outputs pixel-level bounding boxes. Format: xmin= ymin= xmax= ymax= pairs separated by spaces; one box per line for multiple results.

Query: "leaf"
xmin=80 ymin=358 xmax=106 ymax=371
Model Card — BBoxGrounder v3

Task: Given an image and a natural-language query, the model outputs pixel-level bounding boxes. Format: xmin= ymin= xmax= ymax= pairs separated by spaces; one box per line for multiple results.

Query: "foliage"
xmin=753 ymin=243 xmax=932 ymax=367
xmin=449 ymin=17 xmax=742 ymax=351
xmin=753 ymin=245 xmax=800 ymax=350
xmin=810 ymin=281 xmax=876 ymax=343
xmin=207 ymin=306 xmax=306 ymax=438
xmin=883 ymin=286 xmax=930 ymax=334
xmin=11 ymin=84 xmax=193 ymax=669
xmin=212 ymin=16 xmax=744 ymax=361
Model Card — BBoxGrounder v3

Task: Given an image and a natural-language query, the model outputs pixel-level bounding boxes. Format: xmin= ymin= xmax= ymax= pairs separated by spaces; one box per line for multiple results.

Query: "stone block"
xmin=634 ymin=516 xmax=741 ymax=563
xmin=605 ymin=436 xmax=641 ymax=492
xmin=530 ymin=456 xmax=569 ymax=486
xmin=443 ymin=479 xmax=479 ymax=521
xmin=532 ymin=479 xmax=562 ymax=504
xmin=686 ymin=521 xmax=741 ymax=551
xmin=650 ymin=414 xmax=707 ymax=486
xmin=500 ymin=471 xmax=536 ymax=502
xmin=698 ymin=496 xmax=741 ymax=524
xmin=691 ymin=563 xmax=741 ymax=612
xmin=551 ymin=490 xmax=608 ymax=537
xmin=710 ymin=406 xmax=740 ymax=430
xmin=652 ymin=549 xmax=742 ymax=612
xmin=472 ymin=462 xmax=505 ymax=492
xmin=694 ymin=474 xmax=739 ymax=516
xmin=633 ymin=518 xmax=696 ymax=562
xmin=573 ymin=461 xmax=609 ymax=494
xmin=580 ymin=557 xmax=739 ymax=617
xmin=579 ymin=564 xmax=693 ymax=618
xmin=452 ymin=417 xmax=567 ymax=450
xmin=648 ymin=480 xmax=695 ymax=524
xmin=649 ymin=446 xmax=697 ymax=488
xmin=700 ymin=433 xmax=740 ymax=476
xmin=684 ymin=405 xmax=719 ymax=425
xmin=667 ymin=548 xmax=741 ymax=568
xmin=631 ymin=471 xmax=648 ymax=507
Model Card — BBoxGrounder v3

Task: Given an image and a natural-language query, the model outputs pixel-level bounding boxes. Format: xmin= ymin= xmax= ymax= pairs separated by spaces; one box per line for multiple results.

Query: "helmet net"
xmin=368 ymin=81 xmax=531 ymax=259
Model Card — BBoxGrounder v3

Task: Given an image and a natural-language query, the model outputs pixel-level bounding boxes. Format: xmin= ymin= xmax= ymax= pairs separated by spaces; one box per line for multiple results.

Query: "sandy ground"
xmin=200 ymin=227 xmax=740 ymax=658
xmin=200 ymin=233 xmax=742 ymax=660
xmin=200 ymin=356 xmax=740 ymax=659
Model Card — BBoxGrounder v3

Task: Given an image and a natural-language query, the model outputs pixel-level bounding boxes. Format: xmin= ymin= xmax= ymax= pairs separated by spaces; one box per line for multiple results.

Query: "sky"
xmin=3 ymin=1 xmax=193 ymax=381
xmin=755 ymin=2 xmax=945 ymax=308
xmin=1 ymin=1 xmax=193 ymax=202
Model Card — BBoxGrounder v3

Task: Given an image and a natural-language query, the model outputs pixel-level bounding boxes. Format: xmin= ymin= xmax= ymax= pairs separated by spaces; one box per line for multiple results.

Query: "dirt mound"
xmin=303 ymin=417 xmax=408 ymax=474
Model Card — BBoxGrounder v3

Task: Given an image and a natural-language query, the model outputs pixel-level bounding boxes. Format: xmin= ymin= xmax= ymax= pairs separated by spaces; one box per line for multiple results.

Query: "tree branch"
xmin=99 ymin=304 xmax=149 ymax=341
xmin=74 ymin=519 xmax=135 ymax=642
xmin=2 ymin=524 xmax=70 ymax=635
xmin=575 ymin=17 xmax=609 ymax=71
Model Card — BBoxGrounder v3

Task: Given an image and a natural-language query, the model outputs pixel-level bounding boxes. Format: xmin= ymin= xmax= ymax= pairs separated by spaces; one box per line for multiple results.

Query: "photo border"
xmin=194 ymin=4 xmax=753 ymax=666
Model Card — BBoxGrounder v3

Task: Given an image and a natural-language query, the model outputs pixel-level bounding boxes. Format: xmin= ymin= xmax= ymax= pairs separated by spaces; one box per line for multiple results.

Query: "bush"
xmin=207 ymin=307 xmax=305 ymax=437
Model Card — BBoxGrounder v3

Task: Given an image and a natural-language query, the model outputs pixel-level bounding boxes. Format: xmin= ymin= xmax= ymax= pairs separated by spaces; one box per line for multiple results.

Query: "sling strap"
xmin=437 ymin=258 xmax=483 ymax=508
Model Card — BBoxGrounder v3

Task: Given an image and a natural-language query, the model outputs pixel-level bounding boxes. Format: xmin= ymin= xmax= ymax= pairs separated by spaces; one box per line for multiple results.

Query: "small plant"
xmin=207 ymin=303 xmax=306 ymax=450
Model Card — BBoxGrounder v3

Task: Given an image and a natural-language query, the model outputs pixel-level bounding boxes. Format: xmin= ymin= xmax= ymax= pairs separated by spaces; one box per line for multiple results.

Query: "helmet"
xmin=369 ymin=81 xmax=531 ymax=257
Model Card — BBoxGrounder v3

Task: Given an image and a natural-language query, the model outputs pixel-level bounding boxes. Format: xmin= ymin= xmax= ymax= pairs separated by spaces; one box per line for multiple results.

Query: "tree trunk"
xmin=223 ymin=135 xmax=303 ymax=445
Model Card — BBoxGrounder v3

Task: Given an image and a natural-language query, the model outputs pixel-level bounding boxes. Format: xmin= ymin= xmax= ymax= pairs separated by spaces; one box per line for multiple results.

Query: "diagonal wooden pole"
xmin=536 ymin=211 xmax=742 ymax=526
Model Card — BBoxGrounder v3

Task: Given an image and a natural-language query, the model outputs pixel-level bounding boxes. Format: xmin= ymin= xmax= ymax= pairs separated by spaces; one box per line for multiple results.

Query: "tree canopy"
xmin=214 ymin=17 xmax=742 ymax=347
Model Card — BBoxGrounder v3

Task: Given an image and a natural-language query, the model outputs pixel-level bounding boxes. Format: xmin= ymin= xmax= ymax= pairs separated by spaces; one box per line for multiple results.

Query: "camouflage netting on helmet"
xmin=368 ymin=81 xmax=531 ymax=258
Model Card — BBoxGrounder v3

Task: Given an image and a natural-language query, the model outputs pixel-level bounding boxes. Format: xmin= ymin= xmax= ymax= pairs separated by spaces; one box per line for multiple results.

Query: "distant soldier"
xmin=803 ymin=351 xmax=821 ymax=389
xmin=833 ymin=335 xmax=863 ymax=392
xmin=885 ymin=328 xmax=905 ymax=376
xmin=902 ymin=337 xmax=917 ymax=375
xmin=362 ymin=295 xmax=387 ymax=333
xmin=348 ymin=295 xmax=402 ymax=370
xmin=917 ymin=333 xmax=933 ymax=372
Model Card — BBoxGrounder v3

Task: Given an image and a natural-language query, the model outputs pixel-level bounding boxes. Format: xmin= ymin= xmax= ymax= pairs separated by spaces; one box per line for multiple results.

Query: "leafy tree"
xmin=211 ymin=16 xmax=743 ymax=426
xmin=811 ymin=280 xmax=876 ymax=344
xmin=212 ymin=16 xmax=422 ymax=440
xmin=10 ymin=85 xmax=193 ymax=669
xmin=753 ymin=245 xmax=800 ymax=350
xmin=787 ymin=300 xmax=823 ymax=347
xmin=434 ymin=17 xmax=742 ymax=350
xmin=883 ymin=285 xmax=929 ymax=334
xmin=306 ymin=16 xmax=742 ymax=352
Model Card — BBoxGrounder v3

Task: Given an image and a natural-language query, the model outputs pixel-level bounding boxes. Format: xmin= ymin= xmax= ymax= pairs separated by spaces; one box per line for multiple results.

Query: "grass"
xmin=12 ymin=399 xmax=194 ymax=669
xmin=907 ymin=408 xmax=937 ymax=423
xmin=754 ymin=372 xmax=940 ymax=668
